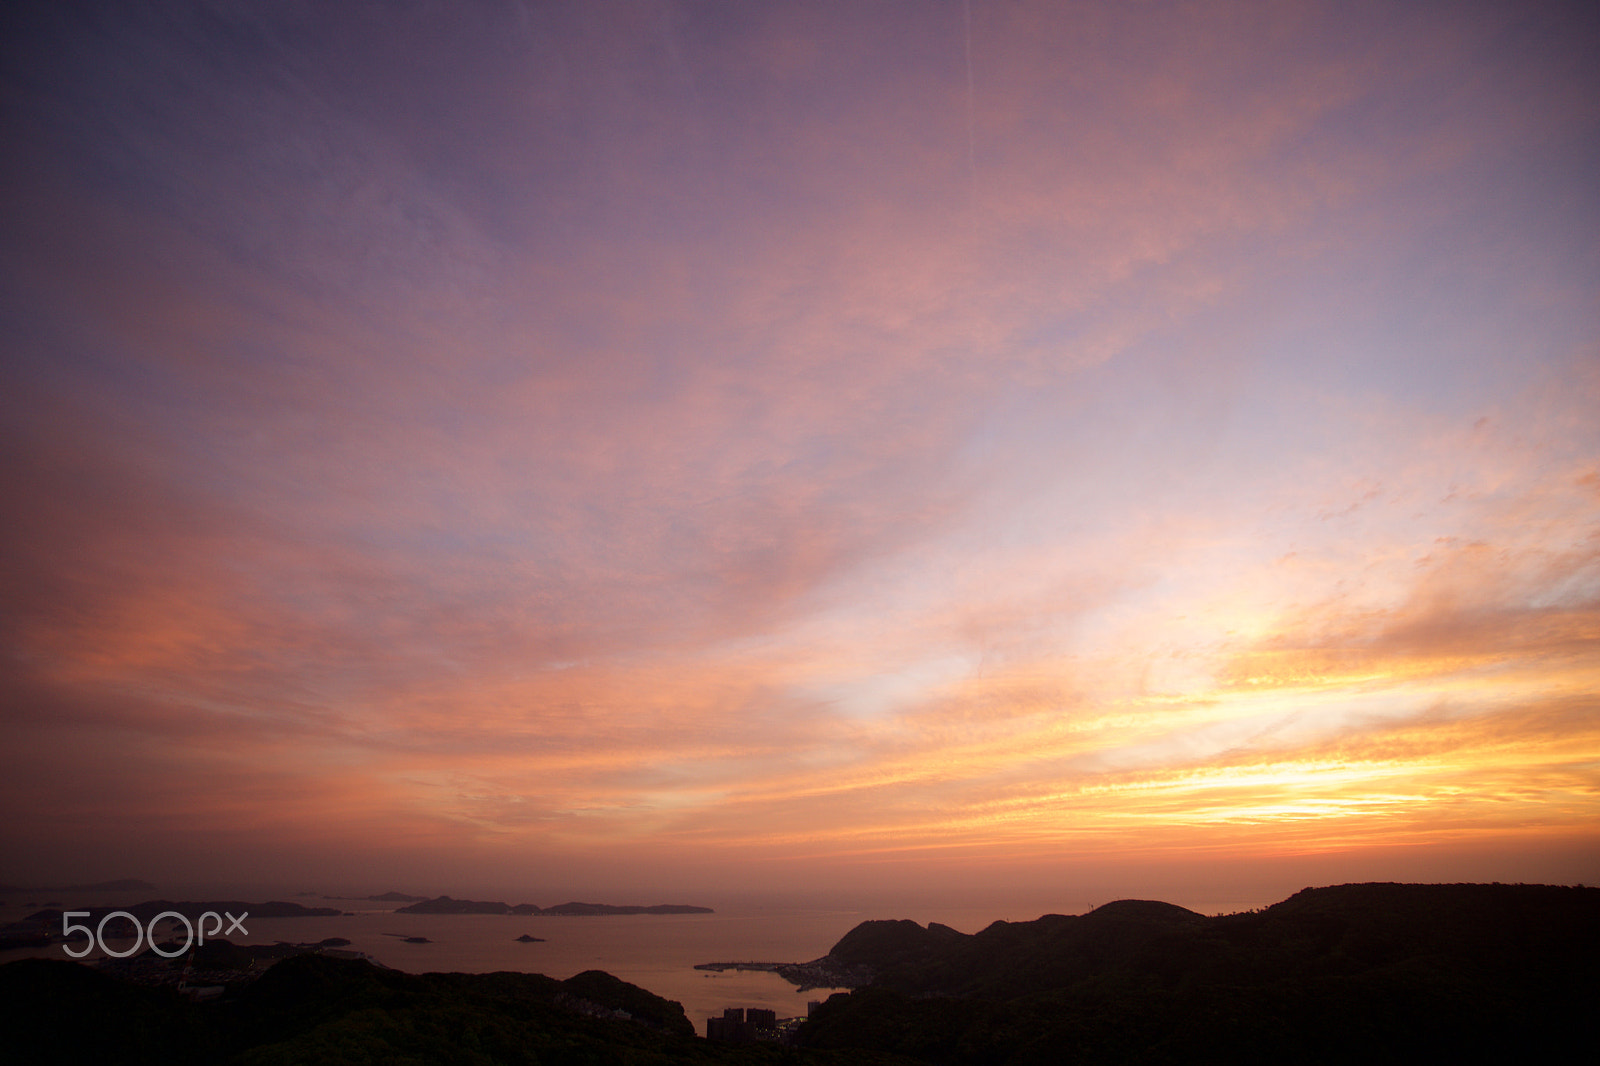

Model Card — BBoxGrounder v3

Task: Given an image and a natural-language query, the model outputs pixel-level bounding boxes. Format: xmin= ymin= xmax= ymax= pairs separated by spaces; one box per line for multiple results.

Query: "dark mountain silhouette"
xmin=3 ymin=882 xmax=1593 ymax=1063
xmin=798 ymin=882 xmax=1600 ymax=1063
xmin=828 ymin=918 xmax=970 ymax=969
xmin=0 ymin=954 xmax=208 ymax=1063
xmin=0 ymin=952 xmax=908 ymax=1064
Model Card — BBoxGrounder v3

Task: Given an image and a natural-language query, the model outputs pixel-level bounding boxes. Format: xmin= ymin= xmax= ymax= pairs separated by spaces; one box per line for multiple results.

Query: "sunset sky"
xmin=3 ymin=0 xmax=1597 ymax=907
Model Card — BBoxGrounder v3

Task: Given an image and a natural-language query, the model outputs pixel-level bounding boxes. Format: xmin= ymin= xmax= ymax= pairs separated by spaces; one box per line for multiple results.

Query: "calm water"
xmin=0 ymin=896 xmax=1269 ymax=1029
xmin=1 ymin=901 xmax=867 ymax=1025
xmin=244 ymin=905 xmax=867 ymax=1023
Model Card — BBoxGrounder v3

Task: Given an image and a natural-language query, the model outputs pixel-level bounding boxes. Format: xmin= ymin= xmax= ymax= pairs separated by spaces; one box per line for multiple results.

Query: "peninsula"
xmin=784 ymin=882 xmax=1600 ymax=1063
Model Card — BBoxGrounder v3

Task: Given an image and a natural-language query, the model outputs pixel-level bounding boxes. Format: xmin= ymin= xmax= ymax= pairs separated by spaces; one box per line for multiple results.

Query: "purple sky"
xmin=2 ymin=0 xmax=1597 ymax=905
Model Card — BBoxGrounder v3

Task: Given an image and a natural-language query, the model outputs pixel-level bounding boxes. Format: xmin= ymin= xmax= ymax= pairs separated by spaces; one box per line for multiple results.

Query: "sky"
xmin=2 ymin=0 xmax=1597 ymax=909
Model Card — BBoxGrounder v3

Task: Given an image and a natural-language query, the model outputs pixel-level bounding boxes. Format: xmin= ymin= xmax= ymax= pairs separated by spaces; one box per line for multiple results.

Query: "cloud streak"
xmin=2 ymin=0 xmax=1596 ymax=900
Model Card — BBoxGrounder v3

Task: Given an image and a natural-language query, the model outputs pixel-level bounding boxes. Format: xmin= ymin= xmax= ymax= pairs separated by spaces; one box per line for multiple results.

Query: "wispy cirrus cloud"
xmin=2 ymin=0 xmax=1596 ymax=898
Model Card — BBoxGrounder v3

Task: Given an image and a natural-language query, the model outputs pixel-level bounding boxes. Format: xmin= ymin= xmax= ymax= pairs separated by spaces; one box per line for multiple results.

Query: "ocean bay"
xmin=0 ymin=900 xmax=864 ymax=1025
xmin=278 ymin=906 xmax=862 ymax=1023
xmin=0 ymin=894 xmax=1273 ymax=1029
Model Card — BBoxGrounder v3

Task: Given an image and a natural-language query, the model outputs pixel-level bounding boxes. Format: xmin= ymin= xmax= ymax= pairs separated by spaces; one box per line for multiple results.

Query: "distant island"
xmin=1 ymin=882 xmax=1593 ymax=1063
xmin=4 ymin=899 xmax=345 ymax=948
xmin=20 ymin=899 xmax=344 ymax=925
xmin=393 ymin=895 xmax=712 ymax=916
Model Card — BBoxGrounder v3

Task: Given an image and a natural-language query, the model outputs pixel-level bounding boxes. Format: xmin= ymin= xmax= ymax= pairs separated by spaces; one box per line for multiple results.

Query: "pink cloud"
xmin=4 ymin=0 xmax=1597 ymax=898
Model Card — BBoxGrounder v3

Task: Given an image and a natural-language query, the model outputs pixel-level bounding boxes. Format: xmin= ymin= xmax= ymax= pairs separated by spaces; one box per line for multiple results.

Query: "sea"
xmin=0 ymin=893 xmax=1270 ymax=1030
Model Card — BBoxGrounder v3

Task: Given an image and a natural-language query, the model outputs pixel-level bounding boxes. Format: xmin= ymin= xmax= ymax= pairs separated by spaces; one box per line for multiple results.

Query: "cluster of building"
xmin=703 ymin=1006 xmax=780 ymax=1042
